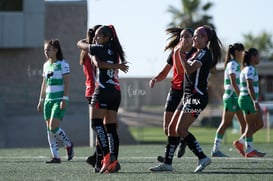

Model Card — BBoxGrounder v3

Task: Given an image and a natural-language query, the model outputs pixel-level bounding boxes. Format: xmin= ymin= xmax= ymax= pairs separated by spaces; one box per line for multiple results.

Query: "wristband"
xmin=39 ymin=98 xmax=44 ymax=102
xmin=63 ymin=96 xmax=69 ymax=101
xmin=253 ymin=100 xmax=258 ymax=104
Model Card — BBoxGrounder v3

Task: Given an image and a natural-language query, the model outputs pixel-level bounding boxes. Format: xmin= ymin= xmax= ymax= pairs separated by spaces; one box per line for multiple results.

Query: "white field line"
xmin=0 ymin=156 xmax=273 ymax=161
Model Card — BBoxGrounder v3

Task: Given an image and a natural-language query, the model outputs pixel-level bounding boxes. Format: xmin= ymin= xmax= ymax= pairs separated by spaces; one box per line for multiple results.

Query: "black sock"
xmin=184 ymin=132 xmax=206 ymax=159
xmin=105 ymin=123 xmax=119 ymax=159
xmin=164 ymin=136 xmax=180 ymax=165
xmin=91 ymin=118 xmax=109 ymax=156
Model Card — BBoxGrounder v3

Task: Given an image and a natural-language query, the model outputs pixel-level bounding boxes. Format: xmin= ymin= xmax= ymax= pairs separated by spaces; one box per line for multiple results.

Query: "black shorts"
xmin=91 ymin=87 xmax=121 ymax=112
xmin=164 ymin=88 xmax=183 ymax=112
xmin=177 ymin=92 xmax=208 ymax=118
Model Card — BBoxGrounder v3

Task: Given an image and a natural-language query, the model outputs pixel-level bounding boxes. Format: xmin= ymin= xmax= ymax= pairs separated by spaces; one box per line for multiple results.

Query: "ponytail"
xmin=206 ymin=26 xmax=222 ymax=68
xmin=98 ymin=25 xmax=126 ymax=63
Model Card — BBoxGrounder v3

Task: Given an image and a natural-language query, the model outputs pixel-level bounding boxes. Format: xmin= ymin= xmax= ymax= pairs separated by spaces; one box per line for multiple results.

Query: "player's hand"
xmin=119 ymin=63 xmax=129 ymax=73
xmin=60 ymin=100 xmax=67 ymax=110
xmin=149 ymin=79 xmax=156 ymax=88
xmin=37 ymin=102 xmax=43 ymax=112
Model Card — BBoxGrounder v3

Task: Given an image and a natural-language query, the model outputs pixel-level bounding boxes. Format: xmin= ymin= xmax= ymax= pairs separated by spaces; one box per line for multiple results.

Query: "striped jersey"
xmin=223 ymin=60 xmax=240 ymax=99
xmin=42 ymin=60 xmax=70 ymax=100
xmin=239 ymin=65 xmax=259 ymax=97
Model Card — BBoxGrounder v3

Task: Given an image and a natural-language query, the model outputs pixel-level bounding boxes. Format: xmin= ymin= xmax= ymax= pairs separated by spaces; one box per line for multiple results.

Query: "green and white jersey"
xmin=223 ymin=60 xmax=240 ymax=99
xmin=42 ymin=60 xmax=70 ymax=101
xmin=239 ymin=65 xmax=259 ymax=97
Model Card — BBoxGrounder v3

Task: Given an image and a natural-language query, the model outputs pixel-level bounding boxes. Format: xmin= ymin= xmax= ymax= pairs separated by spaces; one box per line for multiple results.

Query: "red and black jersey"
xmin=82 ymin=54 xmax=96 ymax=97
xmin=167 ymin=48 xmax=197 ymax=90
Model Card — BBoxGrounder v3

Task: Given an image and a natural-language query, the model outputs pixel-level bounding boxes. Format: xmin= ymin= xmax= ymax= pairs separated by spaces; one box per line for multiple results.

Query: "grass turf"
xmin=129 ymin=127 xmax=273 ymax=144
xmin=0 ymin=144 xmax=273 ymax=181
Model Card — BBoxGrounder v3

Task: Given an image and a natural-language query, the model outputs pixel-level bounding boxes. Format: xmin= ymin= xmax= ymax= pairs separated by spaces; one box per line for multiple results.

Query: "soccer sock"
xmin=245 ymin=137 xmax=254 ymax=153
xmin=238 ymin=136 xmax=245 ymax=144
xmin=184 ymin=132 xmax=206 ymax=159
xmin=212 ymin=133 xmax=224 ymax=152
xmin=105 ymin=123 xmax=119 ymax=159
xmin=164 ymin=136 xmax=180 ymax=165
xmin=47 ymin=128 xmax=60 ymax=159
xmin=91 ymin=118 xmax=109 ymax=156
xmin=52 ymin=127 xmax=72 ymax=147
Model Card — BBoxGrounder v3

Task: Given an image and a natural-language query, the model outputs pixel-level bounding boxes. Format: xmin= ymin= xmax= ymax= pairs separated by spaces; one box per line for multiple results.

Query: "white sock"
xmin=213 ymin=137 xmax=222 ymax=152
xmin=246 ymin=140 xmax=254 ymax=153
xmin=53 ymin=128 xmax=72 ymax=147
xmin=238 ymin=137 xmax=245 ymax=144
xmin=47 ymin=130 xmax=60 ymax=158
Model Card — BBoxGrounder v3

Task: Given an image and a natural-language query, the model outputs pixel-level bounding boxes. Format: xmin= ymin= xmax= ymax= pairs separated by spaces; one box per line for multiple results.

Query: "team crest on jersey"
xmin=196 ymin=50 xmax=206 ymax=60
xmin=47 ymin=71 xmax=54 ymax=78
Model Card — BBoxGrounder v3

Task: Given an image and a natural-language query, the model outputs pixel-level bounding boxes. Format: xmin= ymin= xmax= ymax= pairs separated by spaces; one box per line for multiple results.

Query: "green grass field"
xmin=129 ymin=127 xmax=273 ymax=144
xmin=0 ymin=143 xmax=273 ymax=181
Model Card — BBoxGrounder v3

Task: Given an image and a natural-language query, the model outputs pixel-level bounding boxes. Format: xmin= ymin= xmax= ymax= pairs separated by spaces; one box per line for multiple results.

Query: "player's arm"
xmin=91 ymin=55 xmax=129 ymax=73
xmin=37 ymin=78 xmax=46 ymax=112
xmin=230 ymin=73 xmax=240 ymax=96
xmin=77 ymin=39 xmax=89 ymax=51
xmin=149 ymin=64 xmax=172 ymax=88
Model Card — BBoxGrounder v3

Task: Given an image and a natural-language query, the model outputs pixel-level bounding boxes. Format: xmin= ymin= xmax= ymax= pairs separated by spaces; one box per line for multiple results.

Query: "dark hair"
xmin=87 ymin=24 xmax=102 ymax=44
xmin=198 ymin=25 xmax=223 ymax=68
xmin=46 ymin=39 xmax=63 ymax=60
xmin=80 ymin=25 xmax=102 ymax=65
xmin=224 ymin=43 xmax=244 ymax=68
xmin=243 ymin=48 xmax=259 ymax=67
xmin=164 ymin=27 xmax=193 ymax=51
xmin=97 ymin=25 xmax=126 ymax=63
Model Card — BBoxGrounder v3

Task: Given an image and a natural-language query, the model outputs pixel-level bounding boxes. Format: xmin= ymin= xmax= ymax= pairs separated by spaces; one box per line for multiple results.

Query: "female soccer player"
xmin=211 ymin=43 xmax=246 ymax=157
xmin=37 ymin=39 xmax=74 ymax=163
xmin=149 ymin=27 xmax=196 ymax=162
xmin=77 ymin=25 xmax=128 ymax=173
xmin=238 ymin=48 xmax=265 ymax=157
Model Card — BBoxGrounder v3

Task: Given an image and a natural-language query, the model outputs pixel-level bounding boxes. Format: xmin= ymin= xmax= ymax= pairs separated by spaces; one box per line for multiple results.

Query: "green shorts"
xmin=223 ymin=95 xmax=240 ymax=112
xmin=43 ymin=100 xmax=68 ymax=121
xmin=238 ymin=95 xmax=256 ymax=114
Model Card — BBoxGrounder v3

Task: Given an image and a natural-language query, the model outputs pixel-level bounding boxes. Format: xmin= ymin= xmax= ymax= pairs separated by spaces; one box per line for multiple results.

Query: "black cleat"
xmin=86 ymin=154 xmax=96 ymax=167
xmin=45 ymin=158 xmax=61 ymax=164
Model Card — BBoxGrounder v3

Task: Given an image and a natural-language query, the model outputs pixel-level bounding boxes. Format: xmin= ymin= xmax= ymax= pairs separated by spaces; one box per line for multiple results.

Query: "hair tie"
xmin=108 ymin=25 xmax=116 ymax=39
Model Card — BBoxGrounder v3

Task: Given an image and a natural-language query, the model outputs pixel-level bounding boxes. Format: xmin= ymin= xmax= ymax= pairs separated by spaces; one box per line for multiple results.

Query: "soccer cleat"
xmin=157 ymin=155 xmax=165 ymax=163
xmin=45 ymin=158 xmax=61 ymax=164
xmin=86 ymin=154 xmax=96 ymax=167
xmin=211 ymin=150 xmax=229 ymax=157
xmin=149 ymin=163 xmax=173 ymax=172
xmin=177 ymin=140 xmax=187 ymax=158
xmin=245 ymin=150 xmax=266 ymax=158
xmin=104 ymin=160 xmax=121 ymax=173
xmin=99 ymin=153 xmax=116 ymax=174
xmin=115 ymin=162 xmax=121 ymax=172
xmin=66 ymin=143 xmax=74 ymax=161
xmin=233 ymin=140 xmax=245 ymax=156
xmin=194 ymin=157 xmax=211 ymax=173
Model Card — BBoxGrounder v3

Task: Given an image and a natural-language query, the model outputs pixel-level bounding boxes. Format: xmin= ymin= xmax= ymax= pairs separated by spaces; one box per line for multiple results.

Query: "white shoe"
xmin=194 ymin=157 xmax=211 ymax=173
xmin=149 ymin=163 xmax=173 ymax=172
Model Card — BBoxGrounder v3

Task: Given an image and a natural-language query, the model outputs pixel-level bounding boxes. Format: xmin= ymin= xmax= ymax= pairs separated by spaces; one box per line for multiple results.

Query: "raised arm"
xmin=77 ymin=39 xmax=89 ymax=51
